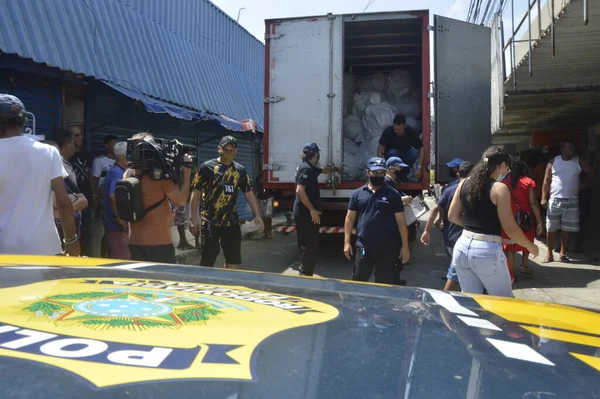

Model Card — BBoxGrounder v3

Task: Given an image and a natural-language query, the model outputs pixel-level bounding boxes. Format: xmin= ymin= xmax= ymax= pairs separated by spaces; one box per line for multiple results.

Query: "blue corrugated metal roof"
xmin=0 ymin=0 xmax=264 ymax=130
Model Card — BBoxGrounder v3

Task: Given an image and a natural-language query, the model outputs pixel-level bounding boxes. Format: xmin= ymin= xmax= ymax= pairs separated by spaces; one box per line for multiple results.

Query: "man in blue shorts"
xmin=420 ymin=161 xmax=473 ymax=291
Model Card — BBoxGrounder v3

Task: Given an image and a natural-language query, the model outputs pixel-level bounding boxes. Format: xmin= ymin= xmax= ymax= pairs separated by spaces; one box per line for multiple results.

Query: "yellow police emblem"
xmin=214 ymin=165 xmax=220 ymax=173
xmin=0 ymin=278 xmax=339 ymax=387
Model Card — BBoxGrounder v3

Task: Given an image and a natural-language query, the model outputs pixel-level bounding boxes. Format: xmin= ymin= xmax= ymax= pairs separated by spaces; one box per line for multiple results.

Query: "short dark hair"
xmin=458 ymin=161 xmax=474 ymax=178
xmin=393 ymin=114 xmax=406 ymax=126
xmin=0 ymin=114 xmax=27 ymax=130
xmin=53 ymin=128 xmax=73 ymax=149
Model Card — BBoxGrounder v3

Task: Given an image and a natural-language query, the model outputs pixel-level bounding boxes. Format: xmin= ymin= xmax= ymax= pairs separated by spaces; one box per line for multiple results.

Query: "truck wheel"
xmin=408 ymin=223 xmax=417 ymax=243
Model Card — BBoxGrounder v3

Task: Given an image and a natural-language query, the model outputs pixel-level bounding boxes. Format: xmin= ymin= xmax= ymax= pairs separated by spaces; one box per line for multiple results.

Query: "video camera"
xmin=126 ymin=135 xmax=197 ymax=183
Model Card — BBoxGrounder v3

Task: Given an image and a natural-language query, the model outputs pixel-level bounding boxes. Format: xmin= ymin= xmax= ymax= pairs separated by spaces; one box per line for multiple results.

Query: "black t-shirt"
xmin=378 ymin=125 xmax=422 ymax=153
xmin=69 ymin=152 xmax=92 ymax=200
xmin=293 ymin=161 xmax=322 ymax=217
xmin=191 ymin=159 xmax=252 ymax=227
xmin=348 ymin=184 xmax=404 ymax=249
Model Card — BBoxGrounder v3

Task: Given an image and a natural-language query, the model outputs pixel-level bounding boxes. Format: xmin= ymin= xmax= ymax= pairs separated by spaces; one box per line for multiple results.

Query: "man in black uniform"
xmin=293 ymin=142 xmax=342 ymax=276
xmin=189 ymin=135 xmax=263 ymax=269
xmin=343 ymin=157 xmax=410 ymax=284
xmin=377 ymin=114 xmax=424 ymax=181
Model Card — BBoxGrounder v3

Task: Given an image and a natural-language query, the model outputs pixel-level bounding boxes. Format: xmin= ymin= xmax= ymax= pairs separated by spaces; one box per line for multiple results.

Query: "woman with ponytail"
xmin=448 ymin=146 xmax=539 ymax=297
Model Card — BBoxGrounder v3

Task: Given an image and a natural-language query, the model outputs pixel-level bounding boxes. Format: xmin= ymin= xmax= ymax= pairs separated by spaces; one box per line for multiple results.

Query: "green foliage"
xmin=24 ymin=302 xmax=62 ymax=316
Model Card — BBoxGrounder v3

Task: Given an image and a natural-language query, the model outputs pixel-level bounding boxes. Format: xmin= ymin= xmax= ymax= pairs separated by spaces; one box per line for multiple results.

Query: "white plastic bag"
xmin=356 ymin=73 xmax=386 ymax=93
xmin=343 ymin=114 xmax=364 ymax=142
xmin=362 ymin=102 xmax=397 ymax=139
xmin=343 ymin=138 xmax=364 ymax=180
xmin=385 ymin=70 xmax=417 ymax=99
xmin=351 ymin=91 xmax=384 ymax=119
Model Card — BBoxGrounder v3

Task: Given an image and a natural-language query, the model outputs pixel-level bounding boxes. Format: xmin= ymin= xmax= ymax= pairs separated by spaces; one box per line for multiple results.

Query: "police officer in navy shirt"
xmin=293 ymin=142 xmax=342 ymax=276
xmin=343 ymin=157 xmax=410 ymax=284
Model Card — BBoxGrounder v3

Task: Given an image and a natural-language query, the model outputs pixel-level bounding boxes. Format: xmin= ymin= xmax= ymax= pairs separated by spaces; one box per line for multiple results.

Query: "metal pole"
xmin=327 ymin=14 xmax=336 ymax=194
xmin=551 ymin=0 xmax=556 ymax=57
xmin=584 ymin=0 xmax=589 ymax=25
xmin=500 ymin=18 xmax=506 ymax=83
xmin=537 ymin=0 xmax=542 ymax=38
xmin=511 ymin=0 xmax=517 ymax=89
xmin=527 ymin=0 xmax=533 ymax=76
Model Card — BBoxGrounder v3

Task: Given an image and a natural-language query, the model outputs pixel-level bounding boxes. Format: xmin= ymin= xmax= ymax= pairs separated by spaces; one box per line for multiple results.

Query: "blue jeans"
xmin=451 ymin=235 xmax=513 ymax=297
xmin=384 ymin=147 xmax=419 ymax=181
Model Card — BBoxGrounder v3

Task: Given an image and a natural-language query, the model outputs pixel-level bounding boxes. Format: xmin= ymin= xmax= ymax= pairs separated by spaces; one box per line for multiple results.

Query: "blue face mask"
xmin=496 ymin=165 xmax=509 ymax=182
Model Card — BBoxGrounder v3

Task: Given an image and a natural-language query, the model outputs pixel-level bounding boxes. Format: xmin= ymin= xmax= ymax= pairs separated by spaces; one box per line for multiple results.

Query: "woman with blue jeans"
xmin=448 ymin=146 xmax=539 ymax=297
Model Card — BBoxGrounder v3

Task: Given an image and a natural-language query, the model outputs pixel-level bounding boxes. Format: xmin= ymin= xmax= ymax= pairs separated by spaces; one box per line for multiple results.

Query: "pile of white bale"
xmin=342 ymin=69 xmax=422 ymax=180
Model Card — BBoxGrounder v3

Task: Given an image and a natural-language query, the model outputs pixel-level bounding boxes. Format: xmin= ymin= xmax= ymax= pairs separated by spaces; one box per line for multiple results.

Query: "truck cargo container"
xmin=264 ymin=10 xmax=492 ymax=233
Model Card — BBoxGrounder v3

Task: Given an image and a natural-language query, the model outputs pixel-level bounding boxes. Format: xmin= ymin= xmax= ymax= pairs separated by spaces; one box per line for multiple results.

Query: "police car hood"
xmin=0 ymin=255 xmax=598 ymax=399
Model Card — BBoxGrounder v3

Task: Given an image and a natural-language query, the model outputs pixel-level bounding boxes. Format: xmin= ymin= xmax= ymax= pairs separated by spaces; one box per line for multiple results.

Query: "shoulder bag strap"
xmin=142 ymin=195 xmax=167 ymax=217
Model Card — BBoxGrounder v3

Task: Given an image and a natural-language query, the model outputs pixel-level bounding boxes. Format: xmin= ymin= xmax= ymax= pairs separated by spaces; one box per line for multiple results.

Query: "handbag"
xmin=508 ymin=180 xmax=533 ymax=232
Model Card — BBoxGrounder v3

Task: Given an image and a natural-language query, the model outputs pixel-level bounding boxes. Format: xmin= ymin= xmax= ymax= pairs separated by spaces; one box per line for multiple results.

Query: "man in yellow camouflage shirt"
xmin=189 ymin=135 xmax=263 ymax=269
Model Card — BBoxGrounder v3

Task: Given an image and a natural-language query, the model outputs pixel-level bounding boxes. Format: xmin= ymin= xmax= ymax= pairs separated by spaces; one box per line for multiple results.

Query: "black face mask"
xmin=369 ymin=176 xmax=385 ymax=186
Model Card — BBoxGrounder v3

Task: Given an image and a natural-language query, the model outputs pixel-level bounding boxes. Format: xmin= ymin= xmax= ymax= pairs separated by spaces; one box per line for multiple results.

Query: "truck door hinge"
xmin=427 ymin=92 xmax=434 ymax=99
xmin=427 ymin=25 xmax=434 ymax=31
xmin=264 ymin=96 xmax=285 ymax=104
xmin=265 ymin=33 xmax=285 ymax=41
xmin=327 ymin=93 xmax=335 ymax=98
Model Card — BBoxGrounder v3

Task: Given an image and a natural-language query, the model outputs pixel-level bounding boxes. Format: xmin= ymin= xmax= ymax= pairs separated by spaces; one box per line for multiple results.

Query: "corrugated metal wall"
xmin=0 ymin=68 xmax=61 ymax=139
xmin=0 ymin=0 xmax=265 ymax=128
xmin=86 ymin=81 xmax=257 ymax=222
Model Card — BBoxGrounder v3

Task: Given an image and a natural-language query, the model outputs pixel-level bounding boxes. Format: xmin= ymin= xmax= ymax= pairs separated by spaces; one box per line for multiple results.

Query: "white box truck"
xmin=263 ymin=10 xmax=492 ymax=234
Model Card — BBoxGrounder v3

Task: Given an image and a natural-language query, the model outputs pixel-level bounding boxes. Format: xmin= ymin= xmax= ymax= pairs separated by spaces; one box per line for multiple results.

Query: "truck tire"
xmin=408 ymin=222 xmax=417 ymax=243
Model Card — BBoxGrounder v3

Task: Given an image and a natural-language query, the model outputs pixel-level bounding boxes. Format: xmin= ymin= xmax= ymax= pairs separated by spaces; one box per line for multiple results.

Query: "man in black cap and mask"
xmin=293 ymin=142 xmax=342 ymax=276
xmin=190 ymin=135 xmax=263 ymax=269
xmin=343 ymin=157 xmax=410 ymax=284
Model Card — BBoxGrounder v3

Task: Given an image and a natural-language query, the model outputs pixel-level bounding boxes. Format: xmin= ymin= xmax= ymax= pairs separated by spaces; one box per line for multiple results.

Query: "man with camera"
xmin=126 ymin=133 xmax=193 ymax=264
xmin=0 ymin=94 xmax=79 ymax=256
xmin=189 ymin=135 xmax=263 ymax=269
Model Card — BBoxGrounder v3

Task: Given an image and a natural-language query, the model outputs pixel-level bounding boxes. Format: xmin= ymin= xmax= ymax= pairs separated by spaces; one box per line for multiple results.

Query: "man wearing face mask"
xmin=189 ymin=135 xmax=263 ymax=269
xmin=343 ymin=157 xmax=410 ymax=284
xmin=293 ymin=142 xmax=343 ymax=276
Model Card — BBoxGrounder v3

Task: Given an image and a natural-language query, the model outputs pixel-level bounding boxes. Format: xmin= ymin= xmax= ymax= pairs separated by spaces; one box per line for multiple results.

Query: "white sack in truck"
xmin=385 ymin=70 xmax=417 ymax=99
xmin=355 ymin=73 xmax=386 ymax=94
xmin=343 ymin=138 xmax=364 ymax=180
xmin=362 ymin=101 xmax=397 ymax=139
xmin=343 ymin=114 xmax=364 ymax=142
xmin=351 ymin=91 xmax=384 ymax=120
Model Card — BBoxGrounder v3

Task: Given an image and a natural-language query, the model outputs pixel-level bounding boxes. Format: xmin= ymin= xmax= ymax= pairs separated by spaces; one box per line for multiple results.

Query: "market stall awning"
xmin=104 ymin=82 xmax=257 ymax=133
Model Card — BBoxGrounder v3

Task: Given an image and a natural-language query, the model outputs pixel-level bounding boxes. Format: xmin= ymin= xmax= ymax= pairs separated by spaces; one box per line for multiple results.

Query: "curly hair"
xmin=463 ymin=146 xmax=511 ymax=202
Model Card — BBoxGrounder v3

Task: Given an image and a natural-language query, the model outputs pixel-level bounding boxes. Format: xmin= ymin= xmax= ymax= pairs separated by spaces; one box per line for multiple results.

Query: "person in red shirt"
xmin=501 ymin=162 xmax=544 ymax=278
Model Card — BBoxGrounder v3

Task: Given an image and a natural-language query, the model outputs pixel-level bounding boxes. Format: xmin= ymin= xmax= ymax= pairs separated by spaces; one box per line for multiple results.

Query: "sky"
xmin=211 ymin=0 xmax=470 ymax=43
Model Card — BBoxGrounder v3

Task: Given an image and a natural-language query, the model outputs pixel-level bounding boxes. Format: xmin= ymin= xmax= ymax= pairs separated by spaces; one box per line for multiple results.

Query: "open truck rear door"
xmin=265 ymin=16 xmax=343 ymax=185
xmin=434 ymin=15 xmax=492 ymax=184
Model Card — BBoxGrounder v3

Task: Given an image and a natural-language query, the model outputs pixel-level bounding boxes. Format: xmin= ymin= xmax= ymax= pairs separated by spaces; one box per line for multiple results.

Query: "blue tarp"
xmin=104 ymin=82 xmax=257 ymax=133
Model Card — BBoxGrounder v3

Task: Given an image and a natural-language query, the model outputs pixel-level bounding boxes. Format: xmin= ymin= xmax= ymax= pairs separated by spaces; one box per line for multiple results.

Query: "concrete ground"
xmin=176 ymin=197 xmax=600 ymax=311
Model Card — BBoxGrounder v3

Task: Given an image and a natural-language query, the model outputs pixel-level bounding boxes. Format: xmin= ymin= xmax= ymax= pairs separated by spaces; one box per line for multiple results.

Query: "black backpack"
xmin=114 ymin=177 xmax=166 ymax=222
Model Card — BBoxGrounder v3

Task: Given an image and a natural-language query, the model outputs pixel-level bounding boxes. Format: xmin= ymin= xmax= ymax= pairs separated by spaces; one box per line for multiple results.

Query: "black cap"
xmin=219 ymin=135 xmax=238 ymax=147
xmin=303 ymin=142 xmax=320 ymax=154
xmin=104 ymin=135 xmax=118 ymax=144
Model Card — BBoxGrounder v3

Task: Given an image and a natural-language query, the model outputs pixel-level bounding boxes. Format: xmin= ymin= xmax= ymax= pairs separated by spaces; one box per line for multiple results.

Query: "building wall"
xmin=0 ymin=68 xmax=62 ymax=139
xmin=86 ymin=81 xmax=258 ymax=223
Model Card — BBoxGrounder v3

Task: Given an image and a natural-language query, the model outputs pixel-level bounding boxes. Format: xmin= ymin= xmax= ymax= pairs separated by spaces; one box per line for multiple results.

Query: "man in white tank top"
xmin=541 ymin=141 xmax=594 ymax=262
